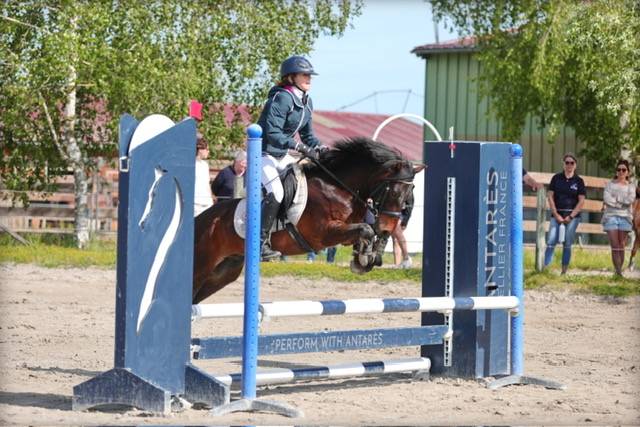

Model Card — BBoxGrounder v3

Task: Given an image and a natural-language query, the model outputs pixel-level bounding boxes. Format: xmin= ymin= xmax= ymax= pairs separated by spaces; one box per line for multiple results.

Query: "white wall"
xmin=385 ymin=169 xmax=424 ymax=254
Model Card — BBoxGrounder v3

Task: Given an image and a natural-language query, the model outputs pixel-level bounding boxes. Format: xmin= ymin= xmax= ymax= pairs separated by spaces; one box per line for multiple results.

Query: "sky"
xmin=308 ymin=0 xmax=457 ymax=118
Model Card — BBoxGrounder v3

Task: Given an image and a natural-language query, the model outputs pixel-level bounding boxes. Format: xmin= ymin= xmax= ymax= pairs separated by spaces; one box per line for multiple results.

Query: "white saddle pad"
xmin=233 ymin=165 xmax=308 ymax=239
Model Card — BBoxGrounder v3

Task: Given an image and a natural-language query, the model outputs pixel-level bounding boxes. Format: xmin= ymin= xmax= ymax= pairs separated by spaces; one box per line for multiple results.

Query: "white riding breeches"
xmin=261 ymin=153 xmax=296 ymax=203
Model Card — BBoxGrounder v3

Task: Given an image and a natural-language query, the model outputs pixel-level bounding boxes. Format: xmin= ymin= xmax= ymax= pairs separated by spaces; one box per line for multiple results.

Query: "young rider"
xmin=256 ymin=55 xmax=327 ymax=261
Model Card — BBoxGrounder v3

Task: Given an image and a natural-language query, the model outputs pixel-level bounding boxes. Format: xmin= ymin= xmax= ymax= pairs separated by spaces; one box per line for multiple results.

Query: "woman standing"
xmin=602 ymin=159 xmax=636 ymax=276
xmin=544 ymin=153 xmax=586 ymax=274
xmin=256 ymin=55 xmax=326 ymax=261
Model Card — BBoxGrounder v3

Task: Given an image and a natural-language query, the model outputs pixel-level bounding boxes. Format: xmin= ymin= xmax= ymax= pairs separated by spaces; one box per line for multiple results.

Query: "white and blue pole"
xmin=509 ymin=143 xmax=524 ymax=376
xmin=241 ymin=124 xmax=263 ymax=399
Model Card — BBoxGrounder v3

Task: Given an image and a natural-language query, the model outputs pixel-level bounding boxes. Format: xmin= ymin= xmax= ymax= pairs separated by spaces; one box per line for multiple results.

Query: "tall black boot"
xmin=260 ymin=193 xmax=282 ymax=261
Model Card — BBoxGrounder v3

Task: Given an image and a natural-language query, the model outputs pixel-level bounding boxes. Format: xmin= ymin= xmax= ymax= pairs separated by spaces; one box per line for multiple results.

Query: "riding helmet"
xmin=280 ymin=55 xmax=318 ymax=78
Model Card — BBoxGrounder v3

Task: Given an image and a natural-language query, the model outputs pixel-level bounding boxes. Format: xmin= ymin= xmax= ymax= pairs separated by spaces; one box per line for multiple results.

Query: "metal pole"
xmin=510 ymin=144 xmax=524 ymax=376
xmin=241 ymin=124 xmax=262 ymax=399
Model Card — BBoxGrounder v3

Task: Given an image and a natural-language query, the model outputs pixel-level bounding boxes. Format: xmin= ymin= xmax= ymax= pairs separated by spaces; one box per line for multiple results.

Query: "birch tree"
xmin=1 ymin=1 xmax=360 ymax=247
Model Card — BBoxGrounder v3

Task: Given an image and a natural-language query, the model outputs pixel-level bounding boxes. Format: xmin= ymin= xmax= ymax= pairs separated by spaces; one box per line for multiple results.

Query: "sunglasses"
xmin=564 ymin=160 xmax=575 ymax=165
xmin=617 ymin=168 xmax=628 ymax=172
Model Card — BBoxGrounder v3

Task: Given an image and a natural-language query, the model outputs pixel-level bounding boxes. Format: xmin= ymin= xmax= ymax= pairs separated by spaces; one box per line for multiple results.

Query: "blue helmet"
xmin=280 ymin=55 xmax=317 ymax=78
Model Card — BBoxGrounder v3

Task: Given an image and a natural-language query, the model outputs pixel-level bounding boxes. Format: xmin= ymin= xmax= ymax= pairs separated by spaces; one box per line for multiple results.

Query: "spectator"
xmin=392 ymin=191 xmax=414 ymax=268
xmin=543 ymin=153 xmax=586 ymax=274
xmin=194 ymin=134 xmax=213 ymax=216
xmin=211 ymin=150 xmax=247 ymax=201
xmin=523 ymin=169 xmax=543 ymax=191
xmin=326 ymin=246 xmax=337 ymax=263
xmin=602 ymin=159 xmax=636 ymax=276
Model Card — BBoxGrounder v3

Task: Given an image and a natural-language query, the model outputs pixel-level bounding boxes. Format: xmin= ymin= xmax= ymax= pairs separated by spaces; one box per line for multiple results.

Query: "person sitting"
xmin=194 ymin=134 xmax=214 ymax=216
xmin=211 ymin=150 xmax=247 ymax=201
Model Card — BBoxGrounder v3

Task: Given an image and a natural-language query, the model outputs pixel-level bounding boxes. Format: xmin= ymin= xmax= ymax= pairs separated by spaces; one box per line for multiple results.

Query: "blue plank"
xmin=382 ymin=298 xmax=421 ymax=312
xmin=193 ymin=326 xmax=448 ymax=360
xmin=320 ymin=300 xmax=347 ymax=315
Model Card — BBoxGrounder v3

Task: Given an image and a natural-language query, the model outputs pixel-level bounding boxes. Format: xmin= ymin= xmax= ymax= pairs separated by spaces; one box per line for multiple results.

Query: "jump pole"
xmin=210 ymin=125 xmax=302 ymax=417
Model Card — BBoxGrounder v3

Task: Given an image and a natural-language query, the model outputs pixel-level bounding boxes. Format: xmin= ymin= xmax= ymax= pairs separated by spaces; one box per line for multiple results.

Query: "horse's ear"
xmin=413 ymin=163 xmax=426 ymax=174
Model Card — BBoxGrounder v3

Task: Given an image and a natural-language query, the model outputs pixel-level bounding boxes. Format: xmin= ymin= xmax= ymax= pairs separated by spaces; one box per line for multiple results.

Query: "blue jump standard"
xmin=192 ymin=325 xmax=449 ymax=359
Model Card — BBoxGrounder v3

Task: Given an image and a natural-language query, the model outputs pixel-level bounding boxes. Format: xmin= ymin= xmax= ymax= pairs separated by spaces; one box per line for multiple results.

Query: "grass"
xmin=0 ymin=233 xmax=116 ymax=268
xmin=1 ymin=234 xmax=637 ymax=296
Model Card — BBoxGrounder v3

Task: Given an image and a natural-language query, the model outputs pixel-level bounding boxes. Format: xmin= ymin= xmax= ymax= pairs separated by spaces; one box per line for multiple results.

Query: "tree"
xmin=429 ymin=0 xmax=640 ymax=168
xmin=0 ymin=1 xmax=361 ymax=247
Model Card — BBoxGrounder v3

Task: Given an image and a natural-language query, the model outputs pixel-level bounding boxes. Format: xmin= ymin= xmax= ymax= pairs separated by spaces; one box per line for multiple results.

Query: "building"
xmin=412 ymin=37 xmax=604 ymax=177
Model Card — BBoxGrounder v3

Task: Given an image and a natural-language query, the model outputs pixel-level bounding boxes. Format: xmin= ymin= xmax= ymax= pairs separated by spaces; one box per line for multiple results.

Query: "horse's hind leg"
xmin=193 ymin=255 xmax=245 ymax=304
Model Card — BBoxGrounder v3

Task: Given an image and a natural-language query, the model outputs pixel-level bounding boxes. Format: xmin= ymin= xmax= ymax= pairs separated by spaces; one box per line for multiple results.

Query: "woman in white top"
xmin=602 ymin=159 xmax=636 ymax=276
xmin=194 ymin=134 xmax=213 ymax=216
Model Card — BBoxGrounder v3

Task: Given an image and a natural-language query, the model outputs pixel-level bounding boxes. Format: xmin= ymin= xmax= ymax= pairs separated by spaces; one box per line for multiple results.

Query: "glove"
xmin=314 ymin=144 xmax=330 ymax=154
xmin=294 ymin=142 xmax=318 ymax=160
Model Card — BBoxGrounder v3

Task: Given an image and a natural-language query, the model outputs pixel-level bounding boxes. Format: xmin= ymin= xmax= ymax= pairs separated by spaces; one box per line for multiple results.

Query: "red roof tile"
xmin=412 ymin=35 xmax=478 ymax=56
xmin=313 ymin=110 xmax=424 ymax=161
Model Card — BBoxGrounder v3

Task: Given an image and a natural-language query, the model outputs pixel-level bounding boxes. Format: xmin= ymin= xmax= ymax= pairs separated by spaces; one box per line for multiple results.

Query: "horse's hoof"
xmin=358 ymin=254 xmax=371 ymax=266
xmin=350 ymin=260 xmax=367 ymax=274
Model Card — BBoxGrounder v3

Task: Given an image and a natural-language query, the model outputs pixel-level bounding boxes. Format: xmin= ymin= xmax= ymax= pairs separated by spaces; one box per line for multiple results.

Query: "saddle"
xmin=233 ymin=163 xmax=310 ymax=250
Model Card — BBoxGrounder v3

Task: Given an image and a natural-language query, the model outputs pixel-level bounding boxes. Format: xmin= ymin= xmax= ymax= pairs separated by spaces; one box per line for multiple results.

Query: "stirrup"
xmin=260 ymin=245 xmax=281 ymax=261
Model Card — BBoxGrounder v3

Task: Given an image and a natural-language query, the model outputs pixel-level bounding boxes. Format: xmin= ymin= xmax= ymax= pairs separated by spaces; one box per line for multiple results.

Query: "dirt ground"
xmin=0 ymin=262 xmax=638 ymax=426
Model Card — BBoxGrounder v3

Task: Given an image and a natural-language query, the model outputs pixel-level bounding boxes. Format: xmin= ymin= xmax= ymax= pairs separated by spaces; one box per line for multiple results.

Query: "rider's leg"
xmin=260 ymin=155 xmax=285 ymax=261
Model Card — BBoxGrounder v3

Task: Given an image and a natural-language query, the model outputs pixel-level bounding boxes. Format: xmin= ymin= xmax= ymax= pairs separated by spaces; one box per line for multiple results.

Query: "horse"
xmin=628 ymin=197 xmax=640 ymax=270
xmin=192 ymin=137 xmax=424 ymax=304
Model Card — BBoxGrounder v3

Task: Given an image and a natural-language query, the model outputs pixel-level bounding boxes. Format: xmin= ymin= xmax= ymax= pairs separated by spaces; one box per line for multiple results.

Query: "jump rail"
xmin=191 ymin=296 xmax=520 ymax=320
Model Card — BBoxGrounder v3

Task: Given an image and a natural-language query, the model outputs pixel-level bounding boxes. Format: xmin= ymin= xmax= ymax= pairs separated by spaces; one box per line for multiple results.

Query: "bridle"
xmin=368 ymin=177 xmax=414 ymax=219
xmin=304 ymin=155 xmax=414 ymax=226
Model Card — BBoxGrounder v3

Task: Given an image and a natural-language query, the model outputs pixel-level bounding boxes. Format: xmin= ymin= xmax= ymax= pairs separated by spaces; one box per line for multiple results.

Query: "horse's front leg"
xmin=323 ymin=221 xmax=378 ymax=274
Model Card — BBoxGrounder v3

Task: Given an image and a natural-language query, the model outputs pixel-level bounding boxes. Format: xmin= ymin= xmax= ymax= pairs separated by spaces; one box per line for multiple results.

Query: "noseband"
xmin=368 ymin=177 xmax=414 ymax=220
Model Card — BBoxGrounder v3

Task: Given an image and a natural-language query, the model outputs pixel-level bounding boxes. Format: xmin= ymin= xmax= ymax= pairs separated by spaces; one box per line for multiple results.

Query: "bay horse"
xmin=193 ymin=137 xmax=423 ymax=303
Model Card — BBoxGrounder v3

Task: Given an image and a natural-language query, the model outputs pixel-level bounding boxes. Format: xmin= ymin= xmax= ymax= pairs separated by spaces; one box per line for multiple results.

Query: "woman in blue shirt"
xmin=256 ymin=55 xmax=326 ymax=261
xmin=544 ymin=153 xmax=586 ymax=274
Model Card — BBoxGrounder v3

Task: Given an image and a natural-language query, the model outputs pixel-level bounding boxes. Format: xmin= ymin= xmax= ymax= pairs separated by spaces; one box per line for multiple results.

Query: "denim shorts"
xmin=602 ymin=215 xmax=633 ymax=232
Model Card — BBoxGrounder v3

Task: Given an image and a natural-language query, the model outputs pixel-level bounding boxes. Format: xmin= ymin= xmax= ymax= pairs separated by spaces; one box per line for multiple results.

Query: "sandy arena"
xmin=0 ymin=263 xmax=638 ymax=425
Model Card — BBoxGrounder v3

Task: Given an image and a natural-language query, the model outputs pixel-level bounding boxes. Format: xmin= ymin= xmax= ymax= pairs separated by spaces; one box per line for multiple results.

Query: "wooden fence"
xmin=0 ymin=168 xmax=120 ymax=237
xmin=0 ymin=161 xmax=229 ymax=239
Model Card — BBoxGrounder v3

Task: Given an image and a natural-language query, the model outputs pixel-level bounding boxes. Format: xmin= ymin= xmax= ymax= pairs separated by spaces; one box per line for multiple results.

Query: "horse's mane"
xmin=303 ymin=137 xmax=407 ymax=176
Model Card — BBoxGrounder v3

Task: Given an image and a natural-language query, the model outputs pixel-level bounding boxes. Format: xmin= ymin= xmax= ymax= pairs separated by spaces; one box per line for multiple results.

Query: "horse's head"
xmin=307 ymin=137 xmax=424 ymax=273
xmin=368 ymin=159 xmax=424 ymax=235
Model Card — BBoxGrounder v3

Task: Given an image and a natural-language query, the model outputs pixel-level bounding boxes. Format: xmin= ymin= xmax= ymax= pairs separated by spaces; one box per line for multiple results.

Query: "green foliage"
xmin=430 ymin=0 xmax=640 ymax=167
xmin=0 ymin=1 xmax=362 ymax=197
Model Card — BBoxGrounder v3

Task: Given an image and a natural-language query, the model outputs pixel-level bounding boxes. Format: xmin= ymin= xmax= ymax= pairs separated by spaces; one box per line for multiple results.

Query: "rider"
xmin=256 ymin=55 xmax=327 ymax=261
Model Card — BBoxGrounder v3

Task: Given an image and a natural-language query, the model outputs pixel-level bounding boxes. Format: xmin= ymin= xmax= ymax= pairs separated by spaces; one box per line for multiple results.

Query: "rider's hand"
xmin=295 ymin=142 xmax=318 ymax=160
xmin=314 ymin=144 xmax=330 ymax=154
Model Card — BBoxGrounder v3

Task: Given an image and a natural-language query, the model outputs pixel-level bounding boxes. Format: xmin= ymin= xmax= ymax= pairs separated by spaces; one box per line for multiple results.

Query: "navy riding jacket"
xmin=257 ymin=85 xmax=320 ymax=158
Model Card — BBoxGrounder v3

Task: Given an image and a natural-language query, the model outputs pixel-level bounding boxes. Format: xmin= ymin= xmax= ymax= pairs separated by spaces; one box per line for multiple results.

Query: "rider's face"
xmin=293 ymin=73 xmax=312 ymax=92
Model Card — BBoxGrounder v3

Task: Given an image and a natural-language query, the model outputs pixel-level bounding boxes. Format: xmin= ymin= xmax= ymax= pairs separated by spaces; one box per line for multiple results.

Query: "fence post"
xmin=535 ymin=187 xmax=547 ymax=271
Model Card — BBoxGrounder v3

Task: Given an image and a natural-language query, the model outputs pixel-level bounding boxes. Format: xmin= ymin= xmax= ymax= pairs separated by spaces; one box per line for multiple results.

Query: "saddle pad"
xmin=233 ymin=165 xmax=308 ymax=239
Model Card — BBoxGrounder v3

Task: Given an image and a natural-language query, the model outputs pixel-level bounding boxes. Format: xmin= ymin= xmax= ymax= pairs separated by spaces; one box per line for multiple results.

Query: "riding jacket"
xmin=257 ymin=85 xmax=320 ymax=158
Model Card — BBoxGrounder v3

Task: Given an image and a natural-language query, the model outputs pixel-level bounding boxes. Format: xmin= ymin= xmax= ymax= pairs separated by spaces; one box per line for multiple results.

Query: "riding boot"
xmin=260 ymin=193 xmax=282 ymax=261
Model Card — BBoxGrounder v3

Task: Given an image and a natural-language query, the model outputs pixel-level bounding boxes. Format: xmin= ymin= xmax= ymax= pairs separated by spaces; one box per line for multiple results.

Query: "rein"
xmin=305 ymin=155 xmax=413 ymax=221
